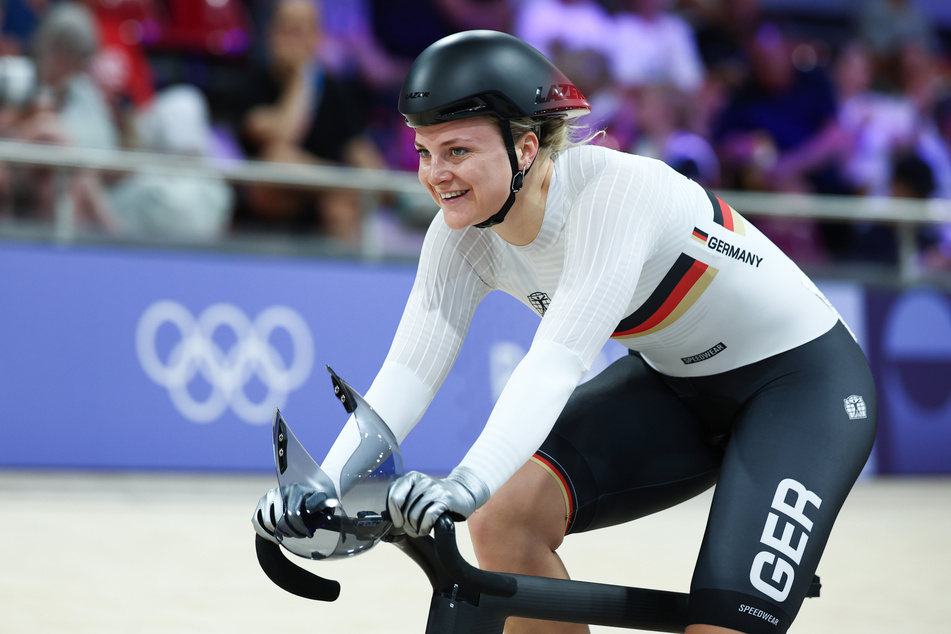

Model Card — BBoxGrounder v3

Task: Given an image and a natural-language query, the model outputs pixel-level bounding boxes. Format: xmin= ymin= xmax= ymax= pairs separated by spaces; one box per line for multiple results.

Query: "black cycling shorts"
xmin=532 ymin=321 xmax=877 ymax=634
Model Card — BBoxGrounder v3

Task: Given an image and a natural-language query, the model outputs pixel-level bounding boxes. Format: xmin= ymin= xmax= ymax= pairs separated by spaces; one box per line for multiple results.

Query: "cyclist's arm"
xmin=458 ymin=151 xmax=673 ymax=499
xmin=457 ymin=339 xmax=586 ymax=498
xmin=321 ymin=216 xmax=492 ymax=492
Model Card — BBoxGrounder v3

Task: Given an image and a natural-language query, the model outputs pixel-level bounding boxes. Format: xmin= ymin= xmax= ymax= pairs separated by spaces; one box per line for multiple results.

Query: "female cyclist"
xmin=254 ymin=30 xmax=877 ymax=634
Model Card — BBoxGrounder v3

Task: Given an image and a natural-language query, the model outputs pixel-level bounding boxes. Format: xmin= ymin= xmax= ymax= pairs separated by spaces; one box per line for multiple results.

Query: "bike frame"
xmin=256 ymin=518 xmax=820 ymax=633
xmin=255 ymin=369 xmax=819 ymax=631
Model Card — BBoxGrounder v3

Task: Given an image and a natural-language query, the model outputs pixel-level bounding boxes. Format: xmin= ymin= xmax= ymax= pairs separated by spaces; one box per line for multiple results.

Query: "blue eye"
xmin=416 ymin=148 xmax=430 ymax=158
xmin=450 ymin=147 xmax=467 ymax=157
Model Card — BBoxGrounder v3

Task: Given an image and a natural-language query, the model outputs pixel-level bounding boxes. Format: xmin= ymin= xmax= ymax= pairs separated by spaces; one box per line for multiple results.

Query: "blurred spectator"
xmin=514 ymin=0 xmax=612 ymax=61
xmin=851 ymin=151 xmax=936 ymax=266
xmin=897 ymin=42 xmax=951 ymax=200
xmin=81 ymin=0 xmax=159 ymax=143
xmin=677 ymin=0 xmax=762 ymax=88
xmin=33 ymin=0 xmax=118 ymax=150
xmin=829 ymin=39 xmax=951 ymax=266
xmin=917 ymin=94 xmax=951 ymax=270
xmin=106 ymin=84 xmax=233 ymax=240
xmin=834 ymin=38 xmax=951 ymax=197
xmin=894 ymin=41 xmax=947 ymax=120
xmin=229 ymin=0 xmax=386 ymax=244
xmin=629 ymin=82 xmax=720 ymax=187
xmin=600 ymin=0 xmax=708 ymax=154
xmin=927 ymin=96 xmax=951 ymax=200
xmin=713 ymin=22 xmax=852 ymax=262
xmin=833 ymin=40 xmax=919 ymax=197
xmin=891 ymin=151 xmax=935 ymax=198
xmin=855 ymin=0 xmax=940 ymax=92
xmin=896 ymin=113 xmax=951 ymax=271
xmin=0 ymin=1 xmax=118 ymax=228
xmin=313 ymin=0 xmax=408 ymax=93
xmin=713 ymin=23 xmax=851 ymax=195
xmin=674 ymin=0 xmax=764 ymax=139
xmin=608 ymin=0 xmax=706 ymax=94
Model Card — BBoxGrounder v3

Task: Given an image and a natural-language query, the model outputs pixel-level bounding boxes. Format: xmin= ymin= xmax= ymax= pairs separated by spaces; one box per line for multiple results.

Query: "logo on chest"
xmin=528 ymin=292 xmax=551 ymax=316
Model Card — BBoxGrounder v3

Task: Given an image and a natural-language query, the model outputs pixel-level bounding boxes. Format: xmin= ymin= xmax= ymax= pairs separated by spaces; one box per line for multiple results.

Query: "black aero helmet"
xmin=399 ymin=30 xmax=590 ymax=128
xmin=400 ymin=30 xmax=590 ymax=228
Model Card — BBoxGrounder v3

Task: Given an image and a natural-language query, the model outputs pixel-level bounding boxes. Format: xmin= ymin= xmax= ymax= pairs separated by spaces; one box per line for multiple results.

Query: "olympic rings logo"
xmin=136 ymin=301 xmax=315 ymax=424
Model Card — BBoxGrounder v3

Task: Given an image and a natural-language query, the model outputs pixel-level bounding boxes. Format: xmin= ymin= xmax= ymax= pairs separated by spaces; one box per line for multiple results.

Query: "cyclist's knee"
xmin=469 ymin=460 xmax=568 ymax=566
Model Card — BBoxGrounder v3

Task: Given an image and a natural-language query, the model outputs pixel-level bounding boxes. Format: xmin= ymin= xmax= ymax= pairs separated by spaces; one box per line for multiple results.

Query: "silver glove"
xmin=387 ymin=467 xmax=490 ymax=538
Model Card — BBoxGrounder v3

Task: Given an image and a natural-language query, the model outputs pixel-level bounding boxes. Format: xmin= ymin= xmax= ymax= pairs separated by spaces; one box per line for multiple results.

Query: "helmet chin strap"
xmin=474 ymin=124 xmax=534 ymax=229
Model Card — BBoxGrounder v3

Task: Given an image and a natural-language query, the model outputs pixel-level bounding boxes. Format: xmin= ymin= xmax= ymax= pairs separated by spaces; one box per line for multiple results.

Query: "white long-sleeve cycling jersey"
xmin=326 ymin=144 xmax=839 ymax=500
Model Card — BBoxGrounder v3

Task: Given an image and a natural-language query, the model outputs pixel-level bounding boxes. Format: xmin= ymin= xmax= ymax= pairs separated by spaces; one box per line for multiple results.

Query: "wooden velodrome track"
xmin=2 ymin=471 xmax=947 ymax=633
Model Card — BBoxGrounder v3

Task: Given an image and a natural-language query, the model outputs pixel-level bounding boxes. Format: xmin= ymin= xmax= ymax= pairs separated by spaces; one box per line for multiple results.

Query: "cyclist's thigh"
xmin=688 ymin=325 xmax=877 ymax=634
xmin=536 ymin=352 xmax=721 ymax=535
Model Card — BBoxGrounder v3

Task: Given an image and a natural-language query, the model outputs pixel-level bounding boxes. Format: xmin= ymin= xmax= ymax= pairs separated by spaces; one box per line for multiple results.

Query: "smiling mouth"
xmin=439 ymin=190 xmax=469 ymax=201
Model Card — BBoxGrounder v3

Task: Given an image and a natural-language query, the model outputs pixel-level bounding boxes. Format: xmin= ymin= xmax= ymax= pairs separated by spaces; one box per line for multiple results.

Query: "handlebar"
xmin=255 ymin=535 xmax=341 ymax=602
xmin=254 ymin=514 xmax=517 ymax=601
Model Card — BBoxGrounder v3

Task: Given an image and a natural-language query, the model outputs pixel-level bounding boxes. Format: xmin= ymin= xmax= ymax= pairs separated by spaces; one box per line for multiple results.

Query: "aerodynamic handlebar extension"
xmin=254 ymin=514 xmax=517 ymax=601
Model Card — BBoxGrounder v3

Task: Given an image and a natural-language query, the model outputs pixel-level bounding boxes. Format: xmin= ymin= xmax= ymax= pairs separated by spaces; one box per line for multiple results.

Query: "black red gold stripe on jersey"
xmin=691 ymin=227 xmax=709 ymax=244
xmin=612 ymin=253 xmax=718 ymax=339
xmin=705 ymin=188 xmax=746 ymax=235
xmin=531 ymin=453 xmax=575 ymax=534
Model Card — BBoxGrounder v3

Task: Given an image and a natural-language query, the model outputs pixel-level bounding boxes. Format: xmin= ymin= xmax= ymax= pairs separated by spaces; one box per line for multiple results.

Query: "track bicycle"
xmin=254 ymin=368 xmax=820 ymax=633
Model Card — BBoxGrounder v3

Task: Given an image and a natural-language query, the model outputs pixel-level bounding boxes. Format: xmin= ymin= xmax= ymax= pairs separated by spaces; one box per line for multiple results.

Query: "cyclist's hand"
xmin=252 ymin=484 xmax=336 ymax=543
xmin=252 ymin=487 xmax=284 ymax=543
xmin=387 ymin=470 xmax=483 ymax=538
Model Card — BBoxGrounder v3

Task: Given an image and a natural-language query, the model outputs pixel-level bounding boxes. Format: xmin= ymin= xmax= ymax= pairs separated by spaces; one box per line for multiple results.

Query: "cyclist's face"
xmin=414 ymin=118 xmax=512 ymax=230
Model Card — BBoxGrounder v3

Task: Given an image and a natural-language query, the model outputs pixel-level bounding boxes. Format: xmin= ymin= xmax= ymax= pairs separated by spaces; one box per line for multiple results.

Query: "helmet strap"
xmin=474 ymin=123 xmax=534 ymax=229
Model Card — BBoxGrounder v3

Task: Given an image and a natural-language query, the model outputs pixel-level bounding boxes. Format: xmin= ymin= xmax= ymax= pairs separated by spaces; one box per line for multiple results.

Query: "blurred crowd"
xmin=0 ymin=0 xmax=949 ymax=268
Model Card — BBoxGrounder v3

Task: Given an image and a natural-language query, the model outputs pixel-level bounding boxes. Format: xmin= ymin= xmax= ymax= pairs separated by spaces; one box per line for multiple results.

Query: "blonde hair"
xmin=506 ymin=116 xmax=602 ymax=157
